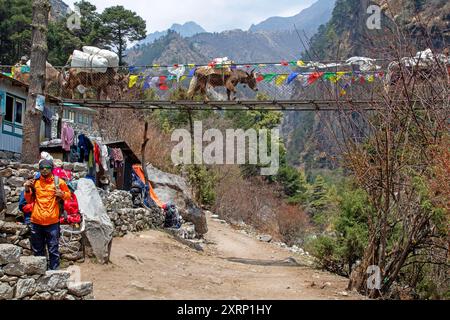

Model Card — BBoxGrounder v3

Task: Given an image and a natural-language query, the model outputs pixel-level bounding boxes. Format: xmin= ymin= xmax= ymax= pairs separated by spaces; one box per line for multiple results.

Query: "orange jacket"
xmin=25 ymin=175 xmax=71 ymax=226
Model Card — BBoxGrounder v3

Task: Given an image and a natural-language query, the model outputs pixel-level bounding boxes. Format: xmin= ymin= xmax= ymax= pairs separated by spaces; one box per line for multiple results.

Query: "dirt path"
xmin=77 ymin=212 xmax=363 ymax=300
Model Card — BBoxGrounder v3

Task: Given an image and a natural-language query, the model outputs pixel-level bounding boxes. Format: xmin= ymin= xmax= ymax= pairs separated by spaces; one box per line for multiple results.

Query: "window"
xmin=5 ymin=95 xmax=13 ymax=122
xmin=15 ymin=100 xmax=23 ymax=125
xmin=2 ymin=94 xmax=25 ymax=136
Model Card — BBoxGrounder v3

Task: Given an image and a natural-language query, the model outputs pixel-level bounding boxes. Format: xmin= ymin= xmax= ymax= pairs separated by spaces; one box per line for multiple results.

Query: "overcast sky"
xmin=63 ymin=0 xmax=316 ymax=33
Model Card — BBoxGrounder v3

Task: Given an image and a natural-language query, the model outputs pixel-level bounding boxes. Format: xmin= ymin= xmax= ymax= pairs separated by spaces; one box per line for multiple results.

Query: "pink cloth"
xmin=61 ymin=123 xmax=74 ymax=151
xmin=52 ymin=167 xmax=73 ymax=180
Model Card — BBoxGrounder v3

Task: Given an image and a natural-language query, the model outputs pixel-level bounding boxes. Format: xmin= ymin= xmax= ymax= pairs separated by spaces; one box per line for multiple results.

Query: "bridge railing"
xmin=0 ymin=63 xmax=387 ymax=104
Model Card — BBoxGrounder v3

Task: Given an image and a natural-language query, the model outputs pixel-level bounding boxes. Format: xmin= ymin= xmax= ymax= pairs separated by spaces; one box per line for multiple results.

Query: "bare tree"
xmin=330 ymin=35 xmax=450 ymax=298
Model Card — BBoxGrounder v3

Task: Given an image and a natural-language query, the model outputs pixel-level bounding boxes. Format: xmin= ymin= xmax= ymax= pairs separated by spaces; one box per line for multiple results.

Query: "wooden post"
xmin=21 ymin=0 xmax=50 ymax=164
xmin=141 ymin=121 xmax=150 ymax=183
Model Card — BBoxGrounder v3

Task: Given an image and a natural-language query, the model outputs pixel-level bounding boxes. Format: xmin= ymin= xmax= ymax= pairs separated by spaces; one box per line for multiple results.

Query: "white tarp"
xmin=70 ymin=47 xmax=119 ymax=73
xmin=75 ymin=178 xmax=114 ymax=264
xmin=82 ymin=46 xmax=119 ymax=70
xmin=71 ymin=50 xmax=109 ymax=73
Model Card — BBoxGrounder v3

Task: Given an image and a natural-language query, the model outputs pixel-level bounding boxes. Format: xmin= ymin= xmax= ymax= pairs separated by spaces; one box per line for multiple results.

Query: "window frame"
xmin=2 ymin=93 xmax=25 ymax=137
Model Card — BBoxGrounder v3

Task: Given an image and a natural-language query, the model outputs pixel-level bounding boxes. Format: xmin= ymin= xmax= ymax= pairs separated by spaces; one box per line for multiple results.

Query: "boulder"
xmin=52 ymin=289 xmax=67 ymax=300
xmin=17 ymin=169 xmax=32 ymax=178
xmin=3 ymin=256 xmax=46 ymax=276
xmin=75 ymin=178 xmax=114 ymax=264
xmin=0 ymin=283 xmax=13 ymax=300
xmin=0 ymin=168 xmax=13 ymax=178
xmin=0 ymin=244 xmax=22 ymax=265
xmin=6 ymin=176 xmax=24 ymax=187
xmin=67 ymin=281 xmax=93 ymax=297
xmin=146 ymin=165 xmax=207 ymax=235
xmin=20 ymin=256 xmax=47 ymax=275
xmin=0 ymin=221 xmax=28 ymax=235
xmin=15 ymin=278 xmax=36 ymax=298
xmin=30 ymin=292 xmax=52 ymax=300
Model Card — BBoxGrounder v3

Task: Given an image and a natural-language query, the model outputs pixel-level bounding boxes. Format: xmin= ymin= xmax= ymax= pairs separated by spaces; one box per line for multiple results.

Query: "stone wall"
xmin=0 ymin=160 xmax=87 ymax=212
xmin=0 ymin=161 xmax=88 ymax=263
xmin=0 ymin=151 xmax=21 ymax=162
xmin=0 ymin=244 xmax=93 ymax=300
xmin=99 ymin=189 xmax=197 ymax=240
xmin=99 ymin=189 xmax=165 ymax=237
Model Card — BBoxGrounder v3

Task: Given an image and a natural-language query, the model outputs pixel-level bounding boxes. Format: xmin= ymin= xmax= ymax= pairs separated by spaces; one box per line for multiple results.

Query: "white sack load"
xmin=82 ymin=46 xmax=119 ymax=70
xmin=346 ymin=57 xmax=381 ymax=71
xmin=71 ymin=50 xmax=109 ymax=73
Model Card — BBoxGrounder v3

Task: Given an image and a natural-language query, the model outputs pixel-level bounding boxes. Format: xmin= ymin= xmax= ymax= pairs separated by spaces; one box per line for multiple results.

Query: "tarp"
xmin=132 ymin=164 xmax=165 ymax=208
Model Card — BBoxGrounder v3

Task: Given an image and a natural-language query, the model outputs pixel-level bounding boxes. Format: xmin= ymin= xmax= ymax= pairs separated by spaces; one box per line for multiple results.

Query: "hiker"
xmin=23 ymin=159 xmax=71 ymax=270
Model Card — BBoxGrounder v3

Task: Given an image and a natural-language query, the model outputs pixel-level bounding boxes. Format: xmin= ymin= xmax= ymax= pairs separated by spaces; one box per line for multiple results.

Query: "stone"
xmin=36 ymin=270 xmax=71 ymax=292
xmin=211 ymin=214 xmax=220 ymax=219
xmin=0 ymin=282 xmax=14 ymax=300
xmin=15 ymin=278 xmax=36 ymax=298
xmin=73 ymin=163 xmax=87 ymax=172
xmin=81 ymin=293 xmax=94 ymax=300
xmin=0 ymin=221 xmax=28 ymax=236
xmin=52 ymin=289 xmax=67 ymax=300
xmin=6 ymin=176 xmax=25 ymax=187
xmin=18 ymin=164 xmax=35 ymax=171
xmin=258 ymin=235 xmax=272 ymax=242
xmin=3 ymin=185 xmax=11 ymax=198
xmin=3 ymin=262 xmax=25 ymax=276
xmin=18 ymin=239 xmax=31 ymax=250
xmin=0 ymin=275 xmax=18 ymax=282
xmin=0 ymin=168 xmax=13 ymax=178
xmin=0 ymin=244 xmax=22 ymax=264
xmin=75 ymin=179 xmax=114 ymax=264
xmin=65 ymin=294 xmax=77 ymax=300
xmin=125 ymin=254 xmax=143 ymax=264
xmin=30 ymin=292 xmax=52 ymax=300
xmin=20 ymin=256 xmax=47 ymax=275
xmin=67 ymin=281 xmax=93 ymax=297
xmin=17 ymin=169 xmax=31 ymax=178
xmin=61 ymin=251 xmax=84 ymax=262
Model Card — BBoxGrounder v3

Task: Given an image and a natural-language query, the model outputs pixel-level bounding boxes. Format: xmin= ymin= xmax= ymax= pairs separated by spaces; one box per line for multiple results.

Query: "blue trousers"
xmin=30 ymin=223 xmax=60 ymax=270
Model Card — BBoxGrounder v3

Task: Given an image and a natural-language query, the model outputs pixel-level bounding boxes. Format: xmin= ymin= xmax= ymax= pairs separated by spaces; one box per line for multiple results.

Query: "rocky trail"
xmin=77 ymin=212 xmax=363 ymax=300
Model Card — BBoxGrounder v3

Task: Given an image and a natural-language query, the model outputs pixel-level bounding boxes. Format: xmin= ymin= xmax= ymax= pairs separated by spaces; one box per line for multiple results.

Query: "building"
xmin=0 ymin=73 xmax=97 ymax=156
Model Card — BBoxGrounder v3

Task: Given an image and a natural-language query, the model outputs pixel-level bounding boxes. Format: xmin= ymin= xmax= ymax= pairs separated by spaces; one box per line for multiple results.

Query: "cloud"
xmin=63 ymin=0 xmax=316 ymax=33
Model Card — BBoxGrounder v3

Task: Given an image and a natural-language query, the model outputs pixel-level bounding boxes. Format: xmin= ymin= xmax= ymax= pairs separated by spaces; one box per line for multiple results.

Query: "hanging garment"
xmin=93 ymin=142 xmax=101 ymax=172
xmin=61 ymin=123 xmax=75 ymax=151
xmin=100 ymin=143 xmax=109 ymax=172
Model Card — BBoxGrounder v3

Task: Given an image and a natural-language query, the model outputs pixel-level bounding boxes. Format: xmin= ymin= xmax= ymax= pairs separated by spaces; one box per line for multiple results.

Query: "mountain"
xmin=283 ymin=0 xmax=450 ymax=168
xmin=306 ymin=0 xmax=449 ymax=60
xmin=127 ymin=0 xmax=339 ymax=64
xmin=49 ymin=0 xmax=69 ymax=21
xmin=249 ymin=0 xmax=336 ymax=36
xmin=127 ymin=31 xmax=208 ymax=66
xmin=127 ymin=28 xmax=304 ymax=66
xmin=136 ymin=22 xmax=206 ymax=47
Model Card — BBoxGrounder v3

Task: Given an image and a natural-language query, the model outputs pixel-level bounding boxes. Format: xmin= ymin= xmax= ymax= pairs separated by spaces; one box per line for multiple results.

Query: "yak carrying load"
xmin=64 ymin=46 xmax=128 ymax=100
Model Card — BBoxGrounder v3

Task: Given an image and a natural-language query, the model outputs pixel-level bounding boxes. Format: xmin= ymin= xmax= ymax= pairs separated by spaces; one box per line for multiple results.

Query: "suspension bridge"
xmin=0 ymin=58 xmax=413 ymax=112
